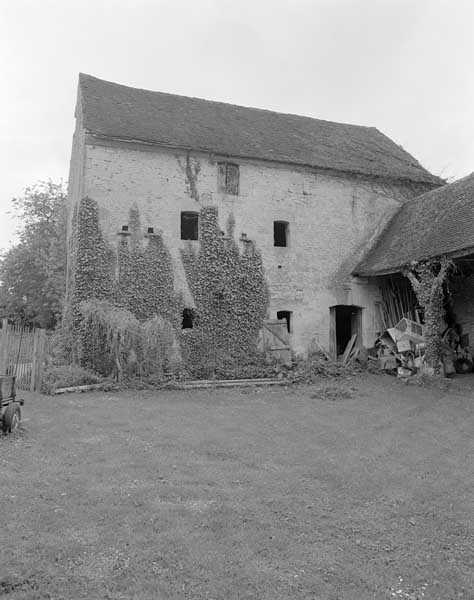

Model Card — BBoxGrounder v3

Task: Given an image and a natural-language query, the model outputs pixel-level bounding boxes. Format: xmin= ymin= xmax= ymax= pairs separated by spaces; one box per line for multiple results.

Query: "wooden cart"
xmin=0 ymin=376 xmax=24 ymax=434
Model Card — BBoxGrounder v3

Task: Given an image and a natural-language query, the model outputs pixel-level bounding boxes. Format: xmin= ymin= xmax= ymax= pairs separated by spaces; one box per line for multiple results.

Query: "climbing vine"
xmin=177 ymin=152 xmax=201 ymax=202
xmin=66 ymin=198 xmax=269 ymax=379
xmin=115 ymin=205 xmax=182 ymax=327
xmin=181 ymin=206 xmax=269 ymax=377
xmin=404 ymin=257 xmax=454 ymax=373
xmin=65 ymin=198 xmax=183 ymax=373
xmin=71 ymin=196 xmax=114 ymax=322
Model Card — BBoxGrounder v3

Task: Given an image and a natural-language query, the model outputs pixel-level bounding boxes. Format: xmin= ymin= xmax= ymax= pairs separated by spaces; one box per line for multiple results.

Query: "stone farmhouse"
xmin=67 ymin=73 xmax=444 ymax=357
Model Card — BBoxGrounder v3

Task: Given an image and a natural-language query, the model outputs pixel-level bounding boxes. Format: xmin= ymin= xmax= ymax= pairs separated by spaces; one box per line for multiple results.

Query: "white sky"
xmin=1 ymin=0 xmax=474 ymax=250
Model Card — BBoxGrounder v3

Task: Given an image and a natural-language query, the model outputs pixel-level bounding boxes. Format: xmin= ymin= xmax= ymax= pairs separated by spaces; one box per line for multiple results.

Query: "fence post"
xmin=35 ymin=329 xmax=47 ymax=393
xmin=30 ymin=328 xmax=40 ymax=392
xmin=0 ymin=319 xmax=9 ymax=376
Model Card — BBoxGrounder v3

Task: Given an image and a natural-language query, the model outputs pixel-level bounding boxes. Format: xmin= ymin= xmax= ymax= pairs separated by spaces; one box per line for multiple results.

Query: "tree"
xmin=0 ymin=180 xmax=67 ymax=329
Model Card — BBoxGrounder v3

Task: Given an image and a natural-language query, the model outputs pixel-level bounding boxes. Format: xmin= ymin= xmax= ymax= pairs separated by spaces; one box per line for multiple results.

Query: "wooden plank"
xmin=36 ymin=329 xmax=47 ymax=393
xmin=376 ymin=302 xmax=387 ymax=330
xmin=313 ymin=338 xmax=332 ymax=361
xmin=263 ymin=324 xmax=289 ymax=349
xmin=0 ymin=319 xmax=9 ymax=376
xmin=346 ymin=348 xmax=360 ymax=365
xmin=182 ymin=379 xmax=285 ymax=390
xmin=341 ymin=334 xmax=357 ymax=365
xmin=329 ymin=307 xmax=336 ymax=358
xmin=264 ymin=323 xmax=289 ymax=346
xmin=30 ymin=329 xmax=39 ymax=392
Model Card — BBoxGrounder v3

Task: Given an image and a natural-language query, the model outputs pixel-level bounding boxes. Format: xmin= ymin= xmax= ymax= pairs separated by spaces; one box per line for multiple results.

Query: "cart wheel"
xmin=3 ymin=403 xmax=21 ymax=434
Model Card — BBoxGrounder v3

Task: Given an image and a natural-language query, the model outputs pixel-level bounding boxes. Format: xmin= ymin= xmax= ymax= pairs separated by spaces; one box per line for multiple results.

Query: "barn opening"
xmin=329 ymin=305 xmax=362 ymax=357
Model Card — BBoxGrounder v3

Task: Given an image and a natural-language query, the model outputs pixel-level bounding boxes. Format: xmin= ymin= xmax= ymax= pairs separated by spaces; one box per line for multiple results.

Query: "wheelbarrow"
xmin=0 ymin=375 xmax=24 ymax=434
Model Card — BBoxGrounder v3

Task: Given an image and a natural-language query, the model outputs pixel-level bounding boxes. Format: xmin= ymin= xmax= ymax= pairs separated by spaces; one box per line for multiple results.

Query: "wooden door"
xmin=262 ymin=321 xmax=291 ymax=365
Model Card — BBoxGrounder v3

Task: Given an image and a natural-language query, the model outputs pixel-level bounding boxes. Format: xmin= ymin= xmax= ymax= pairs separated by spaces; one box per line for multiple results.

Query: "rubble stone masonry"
xmin=67 ymin=135 xmax=430 ymax=354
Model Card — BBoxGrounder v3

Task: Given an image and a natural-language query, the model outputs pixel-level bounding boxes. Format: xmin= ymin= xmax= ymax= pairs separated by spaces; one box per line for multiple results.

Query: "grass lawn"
xmin=2 ymin=375 xmax=474 ymax=599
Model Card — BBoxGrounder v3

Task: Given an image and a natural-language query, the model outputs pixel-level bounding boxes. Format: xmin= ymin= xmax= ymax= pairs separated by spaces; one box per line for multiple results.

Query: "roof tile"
xmin=78 ymin=73 xmax=441 ymax=185
xmin=355 ymin=172 xmax=474 ymax=275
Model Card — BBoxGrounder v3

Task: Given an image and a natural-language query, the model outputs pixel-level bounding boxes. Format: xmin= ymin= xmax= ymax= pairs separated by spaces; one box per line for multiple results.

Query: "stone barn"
xmin=67 ymin=73 xmax=442 ymax=356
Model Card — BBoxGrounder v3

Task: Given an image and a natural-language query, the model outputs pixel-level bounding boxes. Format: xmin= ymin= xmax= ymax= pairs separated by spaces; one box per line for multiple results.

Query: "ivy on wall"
xmin=72 ymin=196 xmax=114 ymax=318
xmin=181 ymin=205 xmax=269 ymax=377
xmin=115 ymin=205 xmax=182 ymax=326
xmin=65 ymin=198 xmax=182 ymax=371
xmin=176 ymin=152 xmax=201 ymax=202
xmin=404 ymin=257 xmax=454 ymax=373
xmin=74 ymin=197 xmax=113 ymax=302
xmin=66 ymin=198 xmax=269 ymax=379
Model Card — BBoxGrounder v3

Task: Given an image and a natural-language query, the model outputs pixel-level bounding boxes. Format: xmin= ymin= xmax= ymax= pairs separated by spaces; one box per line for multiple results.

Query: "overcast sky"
xmin=1 ymin=0 xmax=473 ymax=250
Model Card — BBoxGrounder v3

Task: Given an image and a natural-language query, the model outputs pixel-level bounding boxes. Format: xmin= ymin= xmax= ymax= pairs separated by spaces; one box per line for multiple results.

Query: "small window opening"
xmin=277 ymin=310 xmax=292 ymax=333
xmin=122 ymin=225 xmax=129 ymax=232
xmin=274 ymin=221 xmax=289 ymax=247
xmin=181 ymin=212 xmax=199 ymax=240
xmin=147 ymin=227 xmax=154 ymax=234
xmin=182 ymin=308 xmax=195 ymax=329
xmin=218 ymin=163 xmax=240 ymax=195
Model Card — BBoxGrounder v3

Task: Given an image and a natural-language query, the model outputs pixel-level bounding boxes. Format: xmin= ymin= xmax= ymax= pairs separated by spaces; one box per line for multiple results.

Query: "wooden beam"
xmin=342 ymin=334 xmax=357 ymax=365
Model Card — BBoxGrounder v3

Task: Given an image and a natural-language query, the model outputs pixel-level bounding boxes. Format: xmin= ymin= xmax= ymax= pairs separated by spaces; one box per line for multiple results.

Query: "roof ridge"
xmin=78 ymin=72 xmax=381 ymax=133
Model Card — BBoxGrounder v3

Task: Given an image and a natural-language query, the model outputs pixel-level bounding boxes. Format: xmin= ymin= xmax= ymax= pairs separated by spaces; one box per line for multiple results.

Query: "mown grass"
xmin=1 ymin=375 xmax=474 ymax=599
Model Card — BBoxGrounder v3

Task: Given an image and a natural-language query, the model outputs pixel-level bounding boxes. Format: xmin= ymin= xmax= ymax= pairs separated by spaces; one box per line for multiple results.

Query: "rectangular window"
xmin=181 ymin=211 xmax=199 ymax=240
xmin=218 ymin=163 xmax=240 ymax=195
xmin=182 ymin=308 xmax=195 ymax=329
xmin=277 ymin=310 xmax=292 ymax=333
xmin=274 ymin=221 xmax=289 ymax=247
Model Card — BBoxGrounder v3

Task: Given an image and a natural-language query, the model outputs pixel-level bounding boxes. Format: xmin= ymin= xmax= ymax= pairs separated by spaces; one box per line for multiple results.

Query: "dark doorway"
xmin=329 ymin=305 xmax=362 ymax=358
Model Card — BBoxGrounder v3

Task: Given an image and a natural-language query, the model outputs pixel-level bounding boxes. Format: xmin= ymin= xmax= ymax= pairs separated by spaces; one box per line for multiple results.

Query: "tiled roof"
xmin=78 ymin=73 xmax=441 ymax=184
xmin=355 ymin=172 xmax=474 ymax=275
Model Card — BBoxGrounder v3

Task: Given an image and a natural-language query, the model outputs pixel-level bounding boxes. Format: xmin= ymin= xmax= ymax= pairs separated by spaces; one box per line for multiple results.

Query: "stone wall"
xmin=68 ymin=135 xmax=429 ymax=354
xmin=65 ymin=92 xmax=86 ymax=299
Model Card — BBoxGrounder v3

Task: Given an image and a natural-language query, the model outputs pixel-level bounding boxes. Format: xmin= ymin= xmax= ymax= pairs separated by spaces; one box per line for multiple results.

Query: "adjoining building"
xmin=354 ymin=172 xmax=474 ymax=345
xmin=67 ymin=73 xmax=442 ymax=356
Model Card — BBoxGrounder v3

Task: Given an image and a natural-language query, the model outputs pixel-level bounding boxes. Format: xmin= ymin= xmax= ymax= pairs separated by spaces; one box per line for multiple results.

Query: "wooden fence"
xmin=0 ymin=319 xmax=47 ymax=392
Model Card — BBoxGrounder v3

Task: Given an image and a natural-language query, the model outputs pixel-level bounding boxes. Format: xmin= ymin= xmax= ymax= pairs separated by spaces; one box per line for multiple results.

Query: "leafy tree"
xmin=0 ymin=180 xmax=67 ymax=329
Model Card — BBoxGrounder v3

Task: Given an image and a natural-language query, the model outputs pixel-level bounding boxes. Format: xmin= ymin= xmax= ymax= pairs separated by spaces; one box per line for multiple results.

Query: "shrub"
xmin=78 ymin=299 xmax=181 ymax=380
xmin=41 ymin=365 xmax=101 ymax=394
xmin=79 ymin=299 xmax=143 ymax=378
xmin=142 ymin=316 xmax=181 ymax=377
xmin=46 ymin=326 xmax=75 ymax=366
xmin=287 ymin=350 xmax=354 ymax=383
